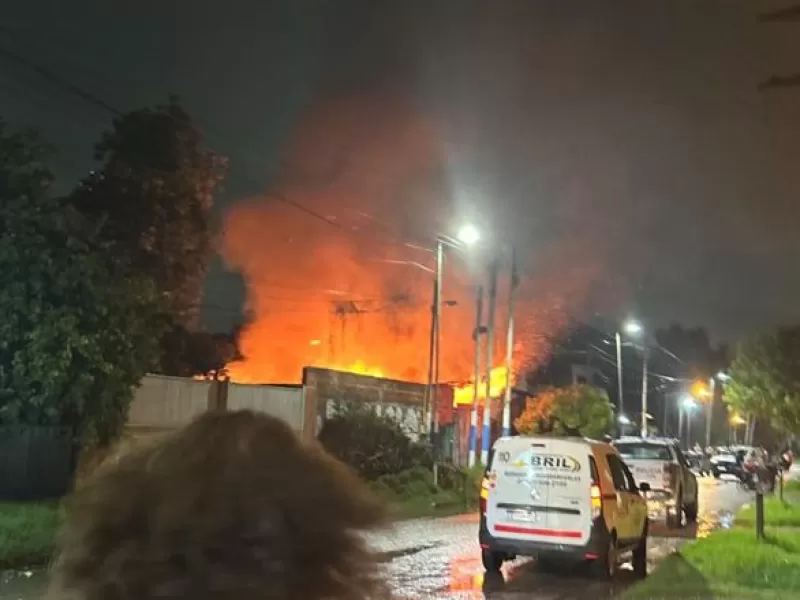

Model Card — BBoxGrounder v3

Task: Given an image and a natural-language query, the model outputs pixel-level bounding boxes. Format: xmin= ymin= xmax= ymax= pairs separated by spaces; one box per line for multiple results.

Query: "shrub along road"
xmin=368 ymin=477 xmax=750 ymax=599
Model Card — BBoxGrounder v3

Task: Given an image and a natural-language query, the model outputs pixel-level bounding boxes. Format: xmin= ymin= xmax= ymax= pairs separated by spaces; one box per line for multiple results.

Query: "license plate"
xmin=508 ymin=509 xmax=537 ymax=522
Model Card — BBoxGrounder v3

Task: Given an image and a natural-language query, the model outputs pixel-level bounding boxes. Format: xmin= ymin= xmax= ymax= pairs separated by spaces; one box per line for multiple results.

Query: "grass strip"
xmin=736 ymin=496 xmax=800 ymax=528
xmin=622 ymin=528 xmax=800 ymax=599
xmin=0 ymin=501 xmax=61 ymax=569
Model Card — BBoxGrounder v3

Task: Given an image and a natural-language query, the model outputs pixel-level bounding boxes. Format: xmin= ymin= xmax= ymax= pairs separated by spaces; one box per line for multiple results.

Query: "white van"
xmin=479 ymin=435 xmax=649 ymax=579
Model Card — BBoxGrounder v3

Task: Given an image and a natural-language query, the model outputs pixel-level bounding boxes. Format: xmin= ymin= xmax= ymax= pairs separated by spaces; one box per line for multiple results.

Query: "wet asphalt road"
xmin=0 ymin=477 xmax=751 ymax=600
xmin=369 ymin=477 xmax=752 ymax=599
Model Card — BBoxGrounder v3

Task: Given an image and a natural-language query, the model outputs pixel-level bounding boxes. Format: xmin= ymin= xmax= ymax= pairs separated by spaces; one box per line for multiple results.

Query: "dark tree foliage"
xmin=67 ymin=98 xmax=227 ymax=374
xmin=725 ymin=326 xmax=800 ymax=435
xmin=158 ymin=325 xmax=243 ymax=378
xmin=0 ymin=121 xmax=164 ymax=445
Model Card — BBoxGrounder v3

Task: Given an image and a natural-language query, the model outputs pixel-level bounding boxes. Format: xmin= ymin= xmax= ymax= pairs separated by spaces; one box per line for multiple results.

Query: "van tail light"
xmin=480 ymin=476 xmax=491 ymax=514
xmin=590 ymin=482 xmax=602 ymax=519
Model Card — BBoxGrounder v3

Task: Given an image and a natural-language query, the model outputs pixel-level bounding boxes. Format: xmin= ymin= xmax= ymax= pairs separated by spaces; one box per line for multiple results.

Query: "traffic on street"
xmin=371 ymin=477 xmax=751 ymax=599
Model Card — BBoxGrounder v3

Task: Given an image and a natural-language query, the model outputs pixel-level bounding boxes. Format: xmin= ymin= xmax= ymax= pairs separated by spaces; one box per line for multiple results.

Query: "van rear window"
xmin=590 ymin=456 xmax=599 ymax=482
xmin=615 ymin=443 xmax=671 ymax=461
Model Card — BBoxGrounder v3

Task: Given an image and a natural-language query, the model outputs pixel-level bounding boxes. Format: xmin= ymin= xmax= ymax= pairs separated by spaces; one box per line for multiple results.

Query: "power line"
xmin=0 ymin=41 xmax=122 ymax=117
xmin=0 ymin=37 xmax=431 ymax=253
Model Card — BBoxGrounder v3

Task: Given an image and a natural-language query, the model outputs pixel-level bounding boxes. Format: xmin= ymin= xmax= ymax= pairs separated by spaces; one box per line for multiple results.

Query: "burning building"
xmin=220 ymin=89 xmax=621 ymax=404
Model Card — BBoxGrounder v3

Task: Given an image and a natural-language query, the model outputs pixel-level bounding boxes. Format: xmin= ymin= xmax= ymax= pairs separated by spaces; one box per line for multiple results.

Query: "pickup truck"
xmin=613 ymin=437 xmax=698 ymax=528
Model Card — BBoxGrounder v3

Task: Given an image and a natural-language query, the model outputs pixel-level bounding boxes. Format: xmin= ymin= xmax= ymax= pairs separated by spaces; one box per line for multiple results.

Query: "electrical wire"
xmin=0 ymin=36 xmax=436 ymax=254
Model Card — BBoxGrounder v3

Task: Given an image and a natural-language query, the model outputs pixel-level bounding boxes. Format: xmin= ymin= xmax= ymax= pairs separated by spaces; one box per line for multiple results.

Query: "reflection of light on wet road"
xmin=370 ymin=476 xmax=751 ymax=599
xmin=447 ymin=555 xmax=483 ymax=596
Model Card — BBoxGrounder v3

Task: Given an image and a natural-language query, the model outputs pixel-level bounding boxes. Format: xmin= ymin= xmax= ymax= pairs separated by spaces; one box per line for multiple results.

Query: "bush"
xmin=318 ymin=403 xmax=431 ymax=480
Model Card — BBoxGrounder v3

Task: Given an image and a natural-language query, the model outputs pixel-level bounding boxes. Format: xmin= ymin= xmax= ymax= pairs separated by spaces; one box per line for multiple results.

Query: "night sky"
xmin=2 ymin=0 xmax=798 ymax=342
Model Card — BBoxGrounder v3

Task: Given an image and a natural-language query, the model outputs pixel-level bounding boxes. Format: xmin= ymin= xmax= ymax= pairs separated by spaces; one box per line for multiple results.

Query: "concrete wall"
xmin=227 ymin=383 xmax=305 ymax=434
xmin=301 ymin=367 xmax=454 ymax=442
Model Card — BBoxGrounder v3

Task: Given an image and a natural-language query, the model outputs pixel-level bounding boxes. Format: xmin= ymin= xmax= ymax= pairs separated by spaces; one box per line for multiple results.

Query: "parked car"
xmin=710 ymin=452 xmax=743 ymax=480
xmin=479 ymin=435 xmax=649 ymax=579
xmin=683 ymin=450 xmax=702 ymax=472
xmin=613 ymin=437 xmax=698 ymax=528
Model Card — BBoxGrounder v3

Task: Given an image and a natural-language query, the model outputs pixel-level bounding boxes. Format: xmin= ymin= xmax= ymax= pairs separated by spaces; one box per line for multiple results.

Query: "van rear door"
xmin=487 ymin=437 xmax=592 ymax=546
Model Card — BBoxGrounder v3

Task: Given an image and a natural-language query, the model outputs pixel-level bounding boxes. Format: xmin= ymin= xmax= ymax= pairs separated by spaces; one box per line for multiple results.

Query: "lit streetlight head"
xmin=623 ymin=320 xmax=643 ymax=336
xmin=618 ymin=414 xmax=631 ymax=425
xmin=456 ymin=223 xmax=481 ymax=246
xmin=682 ymin=395 xmax=697 ymax=410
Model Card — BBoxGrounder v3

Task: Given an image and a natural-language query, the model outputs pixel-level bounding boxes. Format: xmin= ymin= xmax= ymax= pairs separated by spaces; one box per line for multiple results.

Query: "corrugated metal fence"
xmin=126 ymin=375 xmax=305 ymax=435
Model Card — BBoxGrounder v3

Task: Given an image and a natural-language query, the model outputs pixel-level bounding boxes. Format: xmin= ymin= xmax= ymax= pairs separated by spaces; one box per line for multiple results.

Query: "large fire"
xmin=221 ymin=89 xmax=620 ymax=396
xmin=452 ymin=364 xmax=515 ymax=406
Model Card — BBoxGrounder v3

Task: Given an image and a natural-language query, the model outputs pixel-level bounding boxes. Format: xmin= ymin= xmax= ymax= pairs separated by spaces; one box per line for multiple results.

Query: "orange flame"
xmin=453 ymin=365 xmax=515 ymax=406
xmin=218 ymin=89 xmax=619 ymax=393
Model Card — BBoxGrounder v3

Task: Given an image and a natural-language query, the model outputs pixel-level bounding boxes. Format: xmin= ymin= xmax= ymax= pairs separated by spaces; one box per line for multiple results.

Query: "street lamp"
xmin=679 ymin=395 xmax=697 ymax=448
xmin=615 ymin=319 xmax=646 ymax=437
xmin=456 ymin=223 xmax=481 ymax=246
xmin=425 ymin=225 xmax=480 ymax=449
xmin=624 ymin=321 xmax=644 ymax=336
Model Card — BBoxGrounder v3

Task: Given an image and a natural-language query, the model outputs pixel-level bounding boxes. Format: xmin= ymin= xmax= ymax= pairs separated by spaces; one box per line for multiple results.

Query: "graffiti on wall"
xmin=318 ymin=398 xmax=422 ymax=439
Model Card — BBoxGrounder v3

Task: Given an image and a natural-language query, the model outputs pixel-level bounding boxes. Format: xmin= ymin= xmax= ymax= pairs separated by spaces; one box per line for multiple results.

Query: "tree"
xmin=158 ymin=326 xmax=243 ymax=378
xmin=0 ymin=121 xmax=164 ymax=445
xmin=67 ymin=98 xmax=227 ymax=373
xmin=514 ymin=384 xmax=613 ymax=439
xmin=724 ymin=326 xmax=800 ymax=435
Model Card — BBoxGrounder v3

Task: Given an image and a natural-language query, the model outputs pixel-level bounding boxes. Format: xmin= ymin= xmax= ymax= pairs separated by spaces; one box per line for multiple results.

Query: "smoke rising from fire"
xmin=222 ymin=90 xmax=625 ymax=387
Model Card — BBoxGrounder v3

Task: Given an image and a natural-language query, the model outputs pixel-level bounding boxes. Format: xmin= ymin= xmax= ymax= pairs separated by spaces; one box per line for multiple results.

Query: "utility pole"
xmin=687 ymin=410 xmax=693 ymax=448
xmin=501 ymin=246 xmax=518 ymax=437
xmin=616 ymin=331 xmax=624 ymax=422
xmin=468 ymin=285 xmax=484 ymax=468
xmin=424 ymin=275 xmax=436 ymax=437
xmin=425 ymin=238 xmax=444 ymax=484
xmin=678 ymin=404 xmax=684 ymax=446
xmin=426 ymin=239 xmax=444 ymax=437
xmin=480 ymin=260 xmax=498 ymax=465
xmin=705 ymin=376 xmax=716 ymax=448
xmin=640 ymin=346 xmax=649 ymax=437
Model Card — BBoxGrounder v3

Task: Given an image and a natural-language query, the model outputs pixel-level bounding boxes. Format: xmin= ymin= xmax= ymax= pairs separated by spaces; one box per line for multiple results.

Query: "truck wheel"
xmin=684 ymin=500 xmax=698 ymax=523
xmin=667 ymin=490 xmax=684 ymax=529
xmin=591 ymin=533 xmax=617 ymax=580
xmin=481 ymin=548 xmax=504 ymax=573
xmin=632 ymin=520 xmax=648 ymax=578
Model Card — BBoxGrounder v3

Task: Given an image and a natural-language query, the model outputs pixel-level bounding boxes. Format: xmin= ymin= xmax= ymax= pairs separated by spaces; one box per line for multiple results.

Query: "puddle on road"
xmin=0 ymin=570 xmax=47 ymax=600
xmin=426 ymin=513 xmax=738 ymax=599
